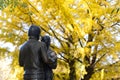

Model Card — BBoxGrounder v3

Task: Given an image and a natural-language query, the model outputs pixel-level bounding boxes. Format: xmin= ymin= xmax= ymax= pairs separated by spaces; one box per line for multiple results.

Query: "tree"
xmin=0 ymin=0 xmax=120 ymax=80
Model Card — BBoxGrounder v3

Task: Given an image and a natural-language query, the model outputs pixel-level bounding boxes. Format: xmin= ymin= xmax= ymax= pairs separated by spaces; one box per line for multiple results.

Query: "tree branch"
xmin=58 ymin=53 xmax=69 ymax=63
xmin=110 ymin=22 xmax=119 ymax=27
xmin=74 ymin=57 xmax=83 ymax=63
xmin=48 ymin=24 xmax=65 ymax=49
xmin=93 ymin=53 xmax=106 ymax=66
xmin=95 ymin=60 xmax=120 ymax=72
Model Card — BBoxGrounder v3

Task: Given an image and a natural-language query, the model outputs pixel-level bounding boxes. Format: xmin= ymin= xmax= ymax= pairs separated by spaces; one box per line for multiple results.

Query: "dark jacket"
xmin=19 ymin=37 xmax=49 ymax=80
xmin=45 ymin=48 xmax=57 ymax=80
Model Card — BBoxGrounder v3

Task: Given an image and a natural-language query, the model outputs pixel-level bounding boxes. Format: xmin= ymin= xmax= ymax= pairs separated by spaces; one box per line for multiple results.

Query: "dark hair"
xmin=41 ymin=36 xmax=51 ymax=49
xmin=28 ymin=25 xmax=41 ymax=40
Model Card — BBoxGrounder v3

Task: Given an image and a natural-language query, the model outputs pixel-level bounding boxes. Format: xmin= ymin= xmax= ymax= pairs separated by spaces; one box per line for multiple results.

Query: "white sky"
xmin=0 ymin=42 xmax=15 ymax=52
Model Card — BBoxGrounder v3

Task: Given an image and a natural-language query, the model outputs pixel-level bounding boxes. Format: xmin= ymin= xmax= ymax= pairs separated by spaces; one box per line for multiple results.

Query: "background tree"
xmin=0 ymin=0 xmax=120 ymax=80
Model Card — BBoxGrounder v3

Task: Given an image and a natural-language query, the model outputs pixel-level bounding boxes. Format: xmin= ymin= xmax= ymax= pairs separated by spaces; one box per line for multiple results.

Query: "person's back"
xmin=19 ymin=25 xmax=50 ymax=80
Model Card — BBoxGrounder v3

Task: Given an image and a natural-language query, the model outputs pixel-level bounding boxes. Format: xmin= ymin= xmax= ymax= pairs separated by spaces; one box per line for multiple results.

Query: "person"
xmin=41 ymin=36 xmax=57 ymax=80
xmin=19 ymin=25 xmax=50 ymax=80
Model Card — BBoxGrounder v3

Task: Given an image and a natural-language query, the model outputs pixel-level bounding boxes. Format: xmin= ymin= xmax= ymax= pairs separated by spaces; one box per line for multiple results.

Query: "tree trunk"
xmin=81 ymin=66 xmax=94 ymax=80
xmin=81 ymin=33 xmax=95 ymax=80
xmin=69 ymin=60 xmax=76 ymax=80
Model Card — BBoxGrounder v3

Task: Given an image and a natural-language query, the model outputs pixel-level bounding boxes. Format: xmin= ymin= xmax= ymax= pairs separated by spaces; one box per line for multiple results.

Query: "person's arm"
xmin=50 ymin=52 xmax=57 ymax=61
xmin=19 ymin=47 xmax=24 ymax=67
xmin=48 ymin=50 xmax=58 ymax=69
xmin=48 ymin=58 xmax=57 ymax=69
xmin=40 ymin=42 xmax=50 ymax=63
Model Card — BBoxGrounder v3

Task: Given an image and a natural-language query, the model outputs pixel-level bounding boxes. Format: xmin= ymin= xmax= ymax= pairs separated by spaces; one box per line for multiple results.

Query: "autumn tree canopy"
xmin=0 ymin=0 xmax=120 ymax=80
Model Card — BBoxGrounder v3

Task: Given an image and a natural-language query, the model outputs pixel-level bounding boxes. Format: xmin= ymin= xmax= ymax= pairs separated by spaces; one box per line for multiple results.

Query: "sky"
xmin=0 ymin=42 xmax=15 ymax=52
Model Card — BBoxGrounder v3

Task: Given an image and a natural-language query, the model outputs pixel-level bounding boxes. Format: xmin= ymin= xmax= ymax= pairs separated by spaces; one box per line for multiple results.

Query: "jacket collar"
xmin=29 ymin=36 xmax=39 ymax=40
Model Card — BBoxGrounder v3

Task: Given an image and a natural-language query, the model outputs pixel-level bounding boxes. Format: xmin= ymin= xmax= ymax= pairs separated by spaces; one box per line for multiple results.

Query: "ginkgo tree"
xmin=0 ymin=0 xmax=120 ymax=80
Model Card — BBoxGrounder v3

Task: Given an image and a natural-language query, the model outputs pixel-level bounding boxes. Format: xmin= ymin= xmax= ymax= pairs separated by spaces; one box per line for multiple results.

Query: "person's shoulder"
xmin=38 ymin=41 xmax=46 ymax=45
xmin=40 ymin=41 xmax=46 ymax=45
xmin=37 ymin=41 xmax=46 ymax=47
xmin=21 ymin=41 xmax=28 ymax=47
xmin=20 ymin=41 xmax=28 ymax=50
xmin=48 ymin=48 xmax=57 ymax=55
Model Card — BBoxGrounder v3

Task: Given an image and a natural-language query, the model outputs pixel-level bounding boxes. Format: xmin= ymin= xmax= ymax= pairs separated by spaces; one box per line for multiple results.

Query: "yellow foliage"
xmin=0 ymin=0 xmax=120 ymax=80
xmin=115 ymin=42 xmax=120 ymax=52
xmin=101 ymin=69 xmax=104 ymax=80
xmin=66 ymin=23 xmax=73 ymax=32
